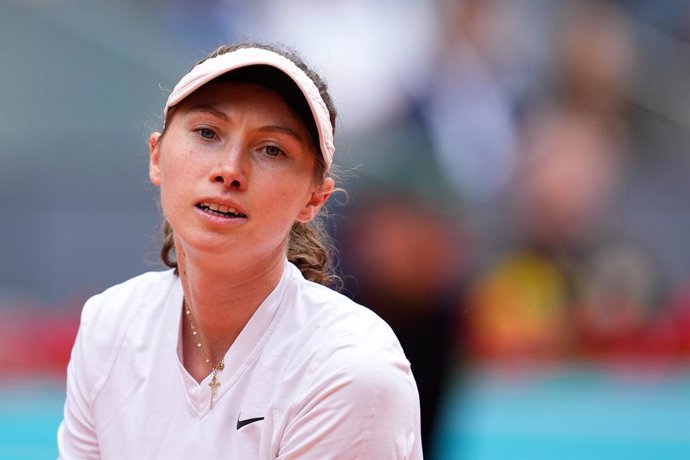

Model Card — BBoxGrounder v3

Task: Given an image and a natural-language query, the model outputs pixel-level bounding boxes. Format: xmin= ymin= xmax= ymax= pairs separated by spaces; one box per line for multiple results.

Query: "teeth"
xmin=219 ymin=205 xmax=237 ymax=214
xmin=200 ymin=202 xmax=242 ymax=217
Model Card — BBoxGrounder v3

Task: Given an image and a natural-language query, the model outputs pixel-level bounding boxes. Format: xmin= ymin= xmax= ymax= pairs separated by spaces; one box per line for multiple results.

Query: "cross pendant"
xmin=209 ymin=373 xmax=221 ymax=409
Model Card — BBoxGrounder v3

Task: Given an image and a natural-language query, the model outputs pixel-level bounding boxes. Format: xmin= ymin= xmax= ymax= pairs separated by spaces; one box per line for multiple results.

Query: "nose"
xmin=209 ymin=145 xmax=247 ymax=190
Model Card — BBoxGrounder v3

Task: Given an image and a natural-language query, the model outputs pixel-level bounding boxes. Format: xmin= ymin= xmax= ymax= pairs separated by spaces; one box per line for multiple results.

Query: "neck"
xmin=176 ymin=241 xmax=286 ymax=379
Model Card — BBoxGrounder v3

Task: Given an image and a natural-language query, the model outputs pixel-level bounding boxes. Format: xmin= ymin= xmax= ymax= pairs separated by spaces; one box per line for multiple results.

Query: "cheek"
xmin=156 ymin=154 xmax=198 ymax=214
xmin=158 ymin=148 xmax=201 ymax=186
xmin=273 ymin=178 xmax=313 ymax=207
xmin=259 ymin=181 xmax=311 ymax=224
xmin=158 ymin=183 xmax=180 ymax=222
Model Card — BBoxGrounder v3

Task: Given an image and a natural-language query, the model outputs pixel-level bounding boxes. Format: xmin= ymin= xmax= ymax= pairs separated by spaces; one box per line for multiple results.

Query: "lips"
xmin=196 ymin=201 xmax=247 ymax=218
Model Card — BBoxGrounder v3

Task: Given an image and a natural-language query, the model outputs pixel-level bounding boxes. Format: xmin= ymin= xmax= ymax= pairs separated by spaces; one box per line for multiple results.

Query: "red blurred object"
xmin=662 ymin=284 xmax=690 ymax=356
xmin=0 ymin=304 xmax=80 ymax=379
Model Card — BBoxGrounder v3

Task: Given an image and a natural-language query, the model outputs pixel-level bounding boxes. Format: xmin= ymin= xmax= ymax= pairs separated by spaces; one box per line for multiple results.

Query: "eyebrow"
xmin=257 ymin=125 xmax=305 ymax=143
xmin=186 ymin=105 xmax=229 ymax=121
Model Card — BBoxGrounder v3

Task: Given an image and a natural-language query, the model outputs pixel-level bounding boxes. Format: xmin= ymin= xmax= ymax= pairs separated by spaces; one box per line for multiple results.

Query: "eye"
xmin=197 ymin=128 xmax=217 ymax=140
xmin=263 ymin=145 xmax=284 ymax=157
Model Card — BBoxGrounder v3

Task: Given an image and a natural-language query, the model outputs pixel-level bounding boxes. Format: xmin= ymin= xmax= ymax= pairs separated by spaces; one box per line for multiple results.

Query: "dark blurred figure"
xmin=339 ymin=190 xmax=466 ymax=458
xmin=337 ymin=113 xmax=470 ymax=459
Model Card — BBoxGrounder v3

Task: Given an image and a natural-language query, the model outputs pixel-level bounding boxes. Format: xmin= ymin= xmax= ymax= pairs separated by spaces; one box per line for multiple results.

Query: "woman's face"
xmin=149 ymin=81 xmax=333 ymax=266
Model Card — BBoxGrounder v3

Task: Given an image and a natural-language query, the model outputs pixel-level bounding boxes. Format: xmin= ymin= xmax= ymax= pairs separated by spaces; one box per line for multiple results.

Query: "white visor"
xmin=164 ymin=47 xmax=334 ymax=169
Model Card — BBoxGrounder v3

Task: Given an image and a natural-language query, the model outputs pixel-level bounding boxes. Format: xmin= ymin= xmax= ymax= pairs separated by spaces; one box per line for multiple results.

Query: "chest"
xmin=91 ymin=340 xmax=309 ymax=459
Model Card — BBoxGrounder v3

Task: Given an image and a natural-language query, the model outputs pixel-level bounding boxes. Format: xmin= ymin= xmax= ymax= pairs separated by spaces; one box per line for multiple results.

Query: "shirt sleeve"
xmin=277 ymin=336 xmax=423 ymax=460
xmin=57 ymin=296 xmax=102 ymax=459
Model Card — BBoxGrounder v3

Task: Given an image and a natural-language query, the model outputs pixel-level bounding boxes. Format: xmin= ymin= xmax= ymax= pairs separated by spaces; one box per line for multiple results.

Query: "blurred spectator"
xmin=465 ymin=0 xmax=674 ymax=363
xmin=418 ymin=0 xmax=523 ymax=207
xmin=574 ymin=240 xmax=670 ymax=359
xmin=468 ymin=108 xmax=626 ymax=360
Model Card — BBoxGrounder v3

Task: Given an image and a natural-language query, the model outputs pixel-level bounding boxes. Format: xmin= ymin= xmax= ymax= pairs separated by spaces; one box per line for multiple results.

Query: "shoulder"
xmin=285 ymin=266 xmax=404 ymax=356
xmin=81 ymin=270 xmax=176 ymax=322
xmin=66 ymin=270 xmax=179 ymax=404
xmin=275 ymin=266 xmax=422 ymax=458
xmin=283 ymin=264 xmax=417 ymax=400
xmin=78 ymin=270 xmax=178 ymax=350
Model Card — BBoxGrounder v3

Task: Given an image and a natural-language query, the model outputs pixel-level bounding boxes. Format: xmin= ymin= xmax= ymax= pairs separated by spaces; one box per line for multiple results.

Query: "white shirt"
xmin=58 ymin=261 xmax=423 ymax=459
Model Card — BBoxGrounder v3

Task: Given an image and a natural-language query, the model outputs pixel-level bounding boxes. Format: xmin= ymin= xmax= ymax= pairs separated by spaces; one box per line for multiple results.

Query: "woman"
xmin=58 ymin=42 xmax=422 ymax=459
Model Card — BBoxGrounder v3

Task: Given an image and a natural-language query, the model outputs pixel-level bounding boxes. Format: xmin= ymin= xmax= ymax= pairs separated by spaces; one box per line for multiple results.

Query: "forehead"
xmin=176 ymin=81 xmax=299 ymax=118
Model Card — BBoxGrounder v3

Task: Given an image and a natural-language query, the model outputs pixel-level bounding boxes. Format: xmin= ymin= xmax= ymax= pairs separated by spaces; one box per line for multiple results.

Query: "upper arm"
xmin=57 ymin=297 xmax=102 ymax=459
xmin=277 ymin=337 xmax=423 ymax=460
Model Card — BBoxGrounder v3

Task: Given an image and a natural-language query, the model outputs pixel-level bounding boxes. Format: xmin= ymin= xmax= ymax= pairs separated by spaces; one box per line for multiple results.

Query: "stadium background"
xmin=2 ymin=0 xmax=690 ymax=458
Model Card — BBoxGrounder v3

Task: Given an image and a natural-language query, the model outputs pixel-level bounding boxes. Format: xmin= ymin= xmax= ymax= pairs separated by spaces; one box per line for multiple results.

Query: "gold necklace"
xmin=184 ymin=298 xmax=225 ymax=409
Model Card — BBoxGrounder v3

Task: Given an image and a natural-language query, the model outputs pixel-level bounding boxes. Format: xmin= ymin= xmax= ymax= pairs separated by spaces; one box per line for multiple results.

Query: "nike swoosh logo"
xmin=236 ymin=416 xmax=265 ymax=430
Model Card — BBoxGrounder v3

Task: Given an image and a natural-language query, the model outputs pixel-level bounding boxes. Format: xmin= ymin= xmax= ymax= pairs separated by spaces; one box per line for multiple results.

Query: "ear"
xmin=296 ymin=177 xmax=334 ymax=223
xmin=149 ymin=132 xmax=162 ymax=186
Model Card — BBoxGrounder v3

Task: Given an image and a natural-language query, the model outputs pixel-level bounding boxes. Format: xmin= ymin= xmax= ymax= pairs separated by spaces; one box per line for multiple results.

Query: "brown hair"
xmin=158 ymin=42 xmax=341 ymax=287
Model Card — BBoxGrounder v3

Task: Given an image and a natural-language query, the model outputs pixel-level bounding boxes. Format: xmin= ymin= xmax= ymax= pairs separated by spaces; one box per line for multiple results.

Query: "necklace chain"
xmin=184 ymin=298 xmax=225 ymax=409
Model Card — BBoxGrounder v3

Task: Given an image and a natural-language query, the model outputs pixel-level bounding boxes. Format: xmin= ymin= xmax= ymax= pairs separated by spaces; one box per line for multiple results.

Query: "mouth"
xmin=196 ymin=201 xmax=247 ymax=219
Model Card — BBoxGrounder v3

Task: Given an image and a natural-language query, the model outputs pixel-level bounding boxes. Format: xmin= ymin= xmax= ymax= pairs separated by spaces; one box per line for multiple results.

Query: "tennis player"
xmin=57 ymin=42 xmax=423 ymax=459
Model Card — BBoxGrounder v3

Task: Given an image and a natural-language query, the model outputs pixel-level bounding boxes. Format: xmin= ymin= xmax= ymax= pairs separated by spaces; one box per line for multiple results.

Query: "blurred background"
xmin=2 ymin=0 xmax=690 ymax=458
